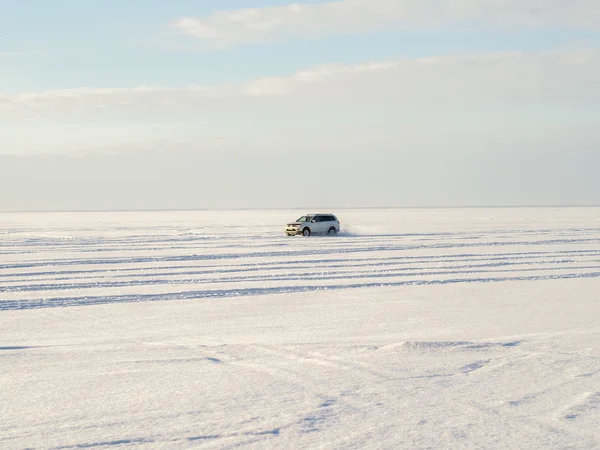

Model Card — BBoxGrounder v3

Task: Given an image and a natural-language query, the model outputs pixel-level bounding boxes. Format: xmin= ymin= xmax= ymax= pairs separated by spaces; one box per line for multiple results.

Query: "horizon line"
xmin=1 ymin=204 xmax=600 ymax=214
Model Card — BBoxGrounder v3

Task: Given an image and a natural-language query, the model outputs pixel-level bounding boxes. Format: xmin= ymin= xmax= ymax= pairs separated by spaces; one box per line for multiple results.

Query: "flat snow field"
xmin=1 ymin=208 xmax=600 ymax=449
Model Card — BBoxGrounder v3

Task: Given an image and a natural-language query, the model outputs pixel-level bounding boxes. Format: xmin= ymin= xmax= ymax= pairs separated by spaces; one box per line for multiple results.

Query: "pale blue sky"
xmin=1 ymin=0 xmax=600 ymax=210
xmin=2 ymin=0 xmax=599 ymax=91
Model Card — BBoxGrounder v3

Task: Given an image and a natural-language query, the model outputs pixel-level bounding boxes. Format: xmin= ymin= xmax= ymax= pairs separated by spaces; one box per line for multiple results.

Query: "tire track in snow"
xmin=2 ymin=212 xmax=600 ymax=310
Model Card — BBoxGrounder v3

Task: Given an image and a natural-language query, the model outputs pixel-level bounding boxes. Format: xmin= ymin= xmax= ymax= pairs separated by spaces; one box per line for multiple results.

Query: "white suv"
xmin=286 ymin=214 xmax=340 ymax=236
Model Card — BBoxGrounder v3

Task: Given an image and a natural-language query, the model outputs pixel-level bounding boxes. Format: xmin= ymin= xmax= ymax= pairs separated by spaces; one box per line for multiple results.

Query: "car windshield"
xmin=296 ymin=216 xmax=313 ymax=222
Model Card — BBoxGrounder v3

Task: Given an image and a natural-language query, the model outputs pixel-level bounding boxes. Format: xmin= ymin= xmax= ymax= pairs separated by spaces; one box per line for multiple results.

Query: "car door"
xmin=310 ymin=216 xmax=323 ymax=234
xmin=316 ymin=216 xmax=329 ymax=234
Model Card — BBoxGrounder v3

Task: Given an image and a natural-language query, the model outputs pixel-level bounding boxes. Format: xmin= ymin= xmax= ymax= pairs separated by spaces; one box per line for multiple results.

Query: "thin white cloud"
xmin=2 ymin=48 xmax=600 ymax=156
xmin=1 ymin=48 xmax=599 ymax=118
xmin=173 ymin=0 xmax=600 ymax=48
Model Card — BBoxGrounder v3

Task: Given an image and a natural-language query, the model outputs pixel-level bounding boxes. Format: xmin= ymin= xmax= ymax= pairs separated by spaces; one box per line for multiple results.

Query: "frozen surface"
xmin=1 ymin=208 xmax=600 ymax=449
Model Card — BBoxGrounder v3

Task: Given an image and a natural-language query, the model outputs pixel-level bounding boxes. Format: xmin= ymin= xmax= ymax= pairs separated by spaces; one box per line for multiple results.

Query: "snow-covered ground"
xmin=1 ymin=208 xmax=600 ymax=449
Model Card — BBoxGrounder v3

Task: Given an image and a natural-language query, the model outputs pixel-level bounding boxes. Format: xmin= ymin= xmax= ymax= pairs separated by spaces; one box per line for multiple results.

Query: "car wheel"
xmin=302 ymin=228 xmax=311 ymax=237
xmin=327 ymin=227 xmax=337 ymax=236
